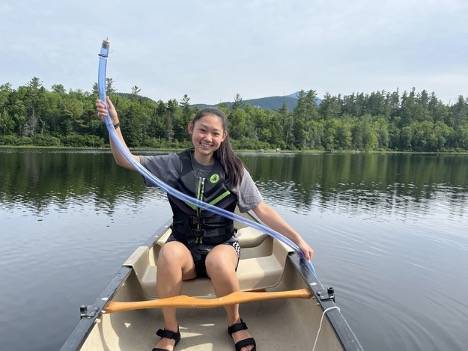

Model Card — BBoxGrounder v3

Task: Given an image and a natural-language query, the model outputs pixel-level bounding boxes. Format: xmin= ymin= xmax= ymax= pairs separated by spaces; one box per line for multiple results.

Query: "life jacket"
xmin=167 ymin=149 xmax=238 ymax=245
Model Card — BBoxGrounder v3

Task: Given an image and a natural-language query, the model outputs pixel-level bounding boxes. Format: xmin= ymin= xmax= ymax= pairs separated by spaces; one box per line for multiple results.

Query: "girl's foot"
xmin=228 ymin=319 xmax=256 ymax=351
xmin=152 ymin=327 xmax=180 ymax=351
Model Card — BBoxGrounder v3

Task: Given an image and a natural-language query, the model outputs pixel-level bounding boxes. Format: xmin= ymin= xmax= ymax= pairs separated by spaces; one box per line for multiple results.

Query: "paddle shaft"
xmin=104 ymin=288 xmax=311 ymax=313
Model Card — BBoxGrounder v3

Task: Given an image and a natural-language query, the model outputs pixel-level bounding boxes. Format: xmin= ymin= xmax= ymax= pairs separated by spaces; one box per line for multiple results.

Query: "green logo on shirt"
xmin=209 ymin=173 xmax=220 ymax=184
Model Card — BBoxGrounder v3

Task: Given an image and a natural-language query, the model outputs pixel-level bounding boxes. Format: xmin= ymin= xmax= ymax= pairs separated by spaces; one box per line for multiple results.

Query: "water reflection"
xmin=0 ymin=149 xmax=166 ymax=215
xmin=1 ymin=150 xmax=467 ymax=217
xmin=242 ymin=153 xmax=468 ymax=216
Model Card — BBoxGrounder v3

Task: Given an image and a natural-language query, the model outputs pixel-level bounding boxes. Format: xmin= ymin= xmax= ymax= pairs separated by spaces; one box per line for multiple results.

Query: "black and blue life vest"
xmin=167 ymin=149 xmax=238 ymax=246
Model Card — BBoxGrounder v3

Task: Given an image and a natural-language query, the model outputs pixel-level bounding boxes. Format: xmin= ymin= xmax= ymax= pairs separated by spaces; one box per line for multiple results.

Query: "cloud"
xmin=1 ymin=0 xmax=467 ymax=103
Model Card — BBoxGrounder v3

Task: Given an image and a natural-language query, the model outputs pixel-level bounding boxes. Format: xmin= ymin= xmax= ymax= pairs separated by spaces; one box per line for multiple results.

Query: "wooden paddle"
xmin=104 ymin=288 xmax=311 ymax=313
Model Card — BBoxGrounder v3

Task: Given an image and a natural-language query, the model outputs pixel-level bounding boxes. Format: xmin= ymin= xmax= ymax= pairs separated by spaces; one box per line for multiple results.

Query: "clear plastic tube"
xmin=97 ymin=40 xmax=316 ymax=276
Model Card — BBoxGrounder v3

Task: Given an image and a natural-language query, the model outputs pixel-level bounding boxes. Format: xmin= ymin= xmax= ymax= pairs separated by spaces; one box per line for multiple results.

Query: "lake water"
xmin=0 ymin=149 xmax=467 ymax=351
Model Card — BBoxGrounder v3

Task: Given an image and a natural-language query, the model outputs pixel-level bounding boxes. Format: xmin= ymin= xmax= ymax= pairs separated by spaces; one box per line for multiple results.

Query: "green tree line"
xmin=1 ymin=77 xmax=467 ymax=151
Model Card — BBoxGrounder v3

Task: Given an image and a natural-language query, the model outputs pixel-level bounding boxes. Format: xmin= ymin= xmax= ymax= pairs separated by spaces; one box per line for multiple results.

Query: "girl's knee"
xmin=158 ymin=242 xmax=190 ymax=266
xmin=206 ymin=254 xmax=235 ymax=276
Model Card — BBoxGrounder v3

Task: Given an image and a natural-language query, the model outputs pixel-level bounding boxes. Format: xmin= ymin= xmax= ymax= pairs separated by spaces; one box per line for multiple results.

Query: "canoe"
xmin=61 ymin=216 xmax=363 ymax=350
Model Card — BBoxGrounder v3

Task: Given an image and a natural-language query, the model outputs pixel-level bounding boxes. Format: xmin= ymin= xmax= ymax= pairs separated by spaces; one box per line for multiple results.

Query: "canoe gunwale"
xmin=59 ymin=265 xmax=132 ymax=351
xmin=289 ymin=253 xmax=364 ymax=351
xmin=59 ymin=220 xmax=172 ymax=351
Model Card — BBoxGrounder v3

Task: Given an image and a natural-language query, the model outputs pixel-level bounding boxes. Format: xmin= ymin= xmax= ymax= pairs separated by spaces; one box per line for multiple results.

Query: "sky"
xmin=1 ymin=0 xmax=467 ymax=104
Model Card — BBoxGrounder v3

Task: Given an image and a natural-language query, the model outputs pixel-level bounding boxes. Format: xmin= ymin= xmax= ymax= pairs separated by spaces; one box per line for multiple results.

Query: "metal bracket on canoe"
xmin=317 ymin=287 xmax=335 ymax=303
xmin=80 ymin=305 xmax=99 ymax=319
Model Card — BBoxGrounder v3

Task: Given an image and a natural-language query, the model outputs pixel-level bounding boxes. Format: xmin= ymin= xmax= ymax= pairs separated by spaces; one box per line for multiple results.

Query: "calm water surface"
xmin=1 ymin=149 xmax=467 ymax=351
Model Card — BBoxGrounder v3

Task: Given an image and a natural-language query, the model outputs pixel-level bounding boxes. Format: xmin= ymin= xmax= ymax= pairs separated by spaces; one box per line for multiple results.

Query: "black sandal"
xmin=227 ymin=319 xmax=256 ymax=351
xmin=152 ymin=327 xmax=181 ymax=351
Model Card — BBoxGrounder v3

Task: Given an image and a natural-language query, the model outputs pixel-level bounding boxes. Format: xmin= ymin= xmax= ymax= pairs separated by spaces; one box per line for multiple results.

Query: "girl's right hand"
xmin=96 ymin=97 xmax=119 ymax=125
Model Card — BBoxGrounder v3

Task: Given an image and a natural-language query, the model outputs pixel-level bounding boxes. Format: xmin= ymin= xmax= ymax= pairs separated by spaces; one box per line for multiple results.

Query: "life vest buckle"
xmin=190 ymin=216 xmax=205 ymax=226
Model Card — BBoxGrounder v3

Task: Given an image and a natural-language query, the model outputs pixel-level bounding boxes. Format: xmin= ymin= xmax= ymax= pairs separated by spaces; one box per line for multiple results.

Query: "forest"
xmin=1 ymin=77 xmax=467 ymax=151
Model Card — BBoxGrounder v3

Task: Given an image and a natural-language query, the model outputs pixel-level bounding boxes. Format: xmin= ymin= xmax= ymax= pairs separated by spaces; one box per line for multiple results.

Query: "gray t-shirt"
xmin=140 ymin=152 xmax=263 ymax=212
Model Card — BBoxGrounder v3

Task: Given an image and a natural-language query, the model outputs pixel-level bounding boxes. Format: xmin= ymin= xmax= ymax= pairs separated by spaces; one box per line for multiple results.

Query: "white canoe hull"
xmin=61 ymin=220 xmax=363 ymax=350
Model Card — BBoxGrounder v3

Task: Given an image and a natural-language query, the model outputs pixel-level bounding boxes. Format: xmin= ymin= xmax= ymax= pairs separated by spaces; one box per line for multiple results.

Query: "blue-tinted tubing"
xmin=97 ymin=40 xmax=316 ymax=276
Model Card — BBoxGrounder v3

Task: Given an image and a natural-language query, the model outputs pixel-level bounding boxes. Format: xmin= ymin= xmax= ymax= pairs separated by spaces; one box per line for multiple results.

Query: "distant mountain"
xmin=286 ymin=92 xmax=301 ymax=99
xmin=195 ymin=91 xmax=320 ymax=111
xmin=116 ymin=92 xmax=157 ymax=104
xmin=117 ymin=91 xmax=320 ymax=112
xmin=235 ymin=95 xmax=300 ymax=111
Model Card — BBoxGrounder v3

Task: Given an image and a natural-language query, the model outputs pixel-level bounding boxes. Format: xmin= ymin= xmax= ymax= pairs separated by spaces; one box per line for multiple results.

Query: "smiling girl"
xmin=96 ymin=98 xmax=314 ymax=351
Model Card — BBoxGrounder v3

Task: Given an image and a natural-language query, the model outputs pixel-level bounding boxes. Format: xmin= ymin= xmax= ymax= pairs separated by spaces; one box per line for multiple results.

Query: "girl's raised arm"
xmin=96 ymin=97 xmax=140 ymax=170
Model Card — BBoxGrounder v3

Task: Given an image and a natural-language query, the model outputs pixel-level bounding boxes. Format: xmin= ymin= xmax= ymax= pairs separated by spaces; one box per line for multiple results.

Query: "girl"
xmin=96 ymin=98 xmax=314 ymax=351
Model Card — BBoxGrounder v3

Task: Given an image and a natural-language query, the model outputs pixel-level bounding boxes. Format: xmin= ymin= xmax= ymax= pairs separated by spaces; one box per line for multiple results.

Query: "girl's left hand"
xmin=298 ymin=239 xmax=314 ymax=261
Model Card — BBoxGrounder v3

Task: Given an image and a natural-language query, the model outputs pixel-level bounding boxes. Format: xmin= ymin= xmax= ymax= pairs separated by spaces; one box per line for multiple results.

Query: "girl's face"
xmin=189 ymin=114 xmax=226 ymax=158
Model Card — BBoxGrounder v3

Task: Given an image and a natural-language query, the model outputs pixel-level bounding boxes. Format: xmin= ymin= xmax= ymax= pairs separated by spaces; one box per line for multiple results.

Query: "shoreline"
xmin=1 ymin=145 xmax=467 ymax=155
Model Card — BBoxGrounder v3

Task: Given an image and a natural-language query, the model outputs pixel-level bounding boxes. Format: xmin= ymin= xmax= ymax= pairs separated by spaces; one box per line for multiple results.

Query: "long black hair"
xmin=191 ymin=107 xmax=244 ymax=187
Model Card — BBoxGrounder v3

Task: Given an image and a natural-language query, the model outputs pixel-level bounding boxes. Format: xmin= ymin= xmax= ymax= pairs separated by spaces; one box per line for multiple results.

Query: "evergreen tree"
xmin=131 ymin=85 xmax=141 ymax=95
xmin=0 ymin=79 xmax=467 ymax=151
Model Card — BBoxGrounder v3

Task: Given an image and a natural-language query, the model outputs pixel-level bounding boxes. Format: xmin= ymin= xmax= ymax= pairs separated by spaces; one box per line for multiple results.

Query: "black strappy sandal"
xmin=152 ymin=327 xmax=181 ymax=351
xmin=227 ymin=319 xmax=256 ymax=351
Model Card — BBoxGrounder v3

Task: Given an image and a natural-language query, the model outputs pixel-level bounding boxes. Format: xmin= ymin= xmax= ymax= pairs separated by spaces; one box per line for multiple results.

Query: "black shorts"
xmin=167 ymin=235 xmax=240 ymax=278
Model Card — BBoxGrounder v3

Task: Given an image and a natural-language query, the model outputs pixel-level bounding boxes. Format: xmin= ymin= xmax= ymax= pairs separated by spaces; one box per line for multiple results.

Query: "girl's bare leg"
xmin=206 ymin=245 xmax=255 ymax=351
xmin=154 ymin=241 xmax=196 ymax=350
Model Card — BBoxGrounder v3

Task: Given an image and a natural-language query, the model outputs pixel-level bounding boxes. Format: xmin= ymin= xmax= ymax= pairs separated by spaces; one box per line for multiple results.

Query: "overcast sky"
xmin=1 ymin=0 xmax=467 ymax=104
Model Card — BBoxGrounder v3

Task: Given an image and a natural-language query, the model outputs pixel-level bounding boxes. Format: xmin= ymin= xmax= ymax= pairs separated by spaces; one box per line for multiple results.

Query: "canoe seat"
xmin=132 ymin=227 xmax=289 ymax=298
xmin=236 ymin=227 xmax=269 ymax=248
xmin=156 ymin=226 xmax=269 ymax=249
